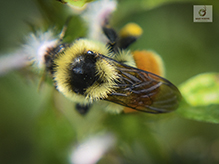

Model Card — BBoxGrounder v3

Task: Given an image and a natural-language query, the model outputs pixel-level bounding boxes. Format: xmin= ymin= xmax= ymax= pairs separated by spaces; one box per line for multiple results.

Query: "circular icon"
xmin=199 ymin=7 xmax=206 ymax=17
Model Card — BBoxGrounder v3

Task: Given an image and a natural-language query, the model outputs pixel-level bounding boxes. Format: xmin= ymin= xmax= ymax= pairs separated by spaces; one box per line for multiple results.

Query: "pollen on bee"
xmin=119 ymin=23 xmax=143 ymax=38
xmin=132 ymin=50 xmax=165 ymax=77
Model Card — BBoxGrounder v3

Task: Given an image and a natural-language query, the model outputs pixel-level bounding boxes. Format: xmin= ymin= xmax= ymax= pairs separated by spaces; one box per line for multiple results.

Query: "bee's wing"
xmin=105 ymin=59 xmax=181 ymax=113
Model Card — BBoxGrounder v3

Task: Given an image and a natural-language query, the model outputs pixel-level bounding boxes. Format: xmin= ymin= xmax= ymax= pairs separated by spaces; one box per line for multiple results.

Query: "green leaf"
xmin=63 ymin=0 xmax=94 ymax=7
xmin=180 ymin=73 xmax=219 ymax=106
xmin=177 ymin=73 xmax=219 ymax=123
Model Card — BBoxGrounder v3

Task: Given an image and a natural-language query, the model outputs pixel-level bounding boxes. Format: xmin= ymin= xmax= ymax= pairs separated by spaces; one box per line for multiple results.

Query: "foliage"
xmin=178 ymin=73 xmax=219 ymax=123
xmin=0 ymin=0 xmax=219 ymax=164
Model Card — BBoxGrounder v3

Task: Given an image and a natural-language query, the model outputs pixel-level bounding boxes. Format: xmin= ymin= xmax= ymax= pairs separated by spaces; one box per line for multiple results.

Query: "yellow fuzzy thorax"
xmin=53 ymin=39 xmax=119 ymax=103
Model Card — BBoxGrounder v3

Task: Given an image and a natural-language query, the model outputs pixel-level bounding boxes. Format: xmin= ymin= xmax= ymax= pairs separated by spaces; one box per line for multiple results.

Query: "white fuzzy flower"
xmin=81 ymin=0 xmax=117 ymax=41
xmin=70 ymin=133 xmax=116 ymax=164
xmin=0 ymin=29 xmax=60 ymax=75
xmin=0 ymin=50 xmax=28 ymax=76
xmin=23 ymin=30 xmax=59 ymax=70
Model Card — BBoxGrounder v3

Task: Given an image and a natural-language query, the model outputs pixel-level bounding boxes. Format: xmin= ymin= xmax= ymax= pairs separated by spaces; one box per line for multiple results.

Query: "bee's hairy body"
xmin=49 ymin=39 xmax=121 ymax=105
xmin=44 ymin=24 xmax=181 ymax=114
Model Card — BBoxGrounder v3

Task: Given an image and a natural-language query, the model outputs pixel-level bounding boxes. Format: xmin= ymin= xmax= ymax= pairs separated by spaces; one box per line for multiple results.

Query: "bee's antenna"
xmin=59 ymin=16 xmax=72 ymax=42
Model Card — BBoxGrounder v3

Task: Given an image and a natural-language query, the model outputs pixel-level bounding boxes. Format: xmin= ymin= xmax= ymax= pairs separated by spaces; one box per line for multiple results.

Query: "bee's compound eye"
xmin=87 ymin=50 xmax=93 ymax=54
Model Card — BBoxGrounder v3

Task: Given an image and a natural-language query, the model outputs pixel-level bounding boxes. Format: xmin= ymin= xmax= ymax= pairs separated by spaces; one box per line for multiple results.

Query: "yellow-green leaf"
xmin=61 ymin=0 xmax=94 ymax=7
xmin=180 ymin=73 xmax=219 ymax=106
xmin=177 ymin=73 xmax=219 ymax=123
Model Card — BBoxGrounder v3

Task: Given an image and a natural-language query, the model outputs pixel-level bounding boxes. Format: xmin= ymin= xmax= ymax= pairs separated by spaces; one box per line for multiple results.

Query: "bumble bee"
xmin=33 ymin=23 xmax=181 ymax=115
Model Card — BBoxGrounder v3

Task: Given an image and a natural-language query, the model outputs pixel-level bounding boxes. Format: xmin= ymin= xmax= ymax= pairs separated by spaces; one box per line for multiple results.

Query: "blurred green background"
xmin=0 ymin=0 xmax=219 ymax=163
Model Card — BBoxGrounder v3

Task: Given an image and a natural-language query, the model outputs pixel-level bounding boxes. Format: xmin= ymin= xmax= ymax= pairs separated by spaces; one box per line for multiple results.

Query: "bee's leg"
xmin=117 ymin=36 xmax=138 ymax=49
xmin=102 ymin=25 xmax=137 ymax=52
xmin=102 ymin=25 xmax=118 ymax=53
xmin=102 ymin=23 xmax=143 ymax=51
xmin=75 ymin=103 xmax=92 ymax=115
xmin=118 ymin=23 xmax=143 ymax=49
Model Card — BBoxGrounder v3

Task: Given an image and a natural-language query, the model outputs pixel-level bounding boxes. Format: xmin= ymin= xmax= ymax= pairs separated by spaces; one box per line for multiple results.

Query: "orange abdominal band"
xmin=123 ymin=50 xmax=165 ymax=113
